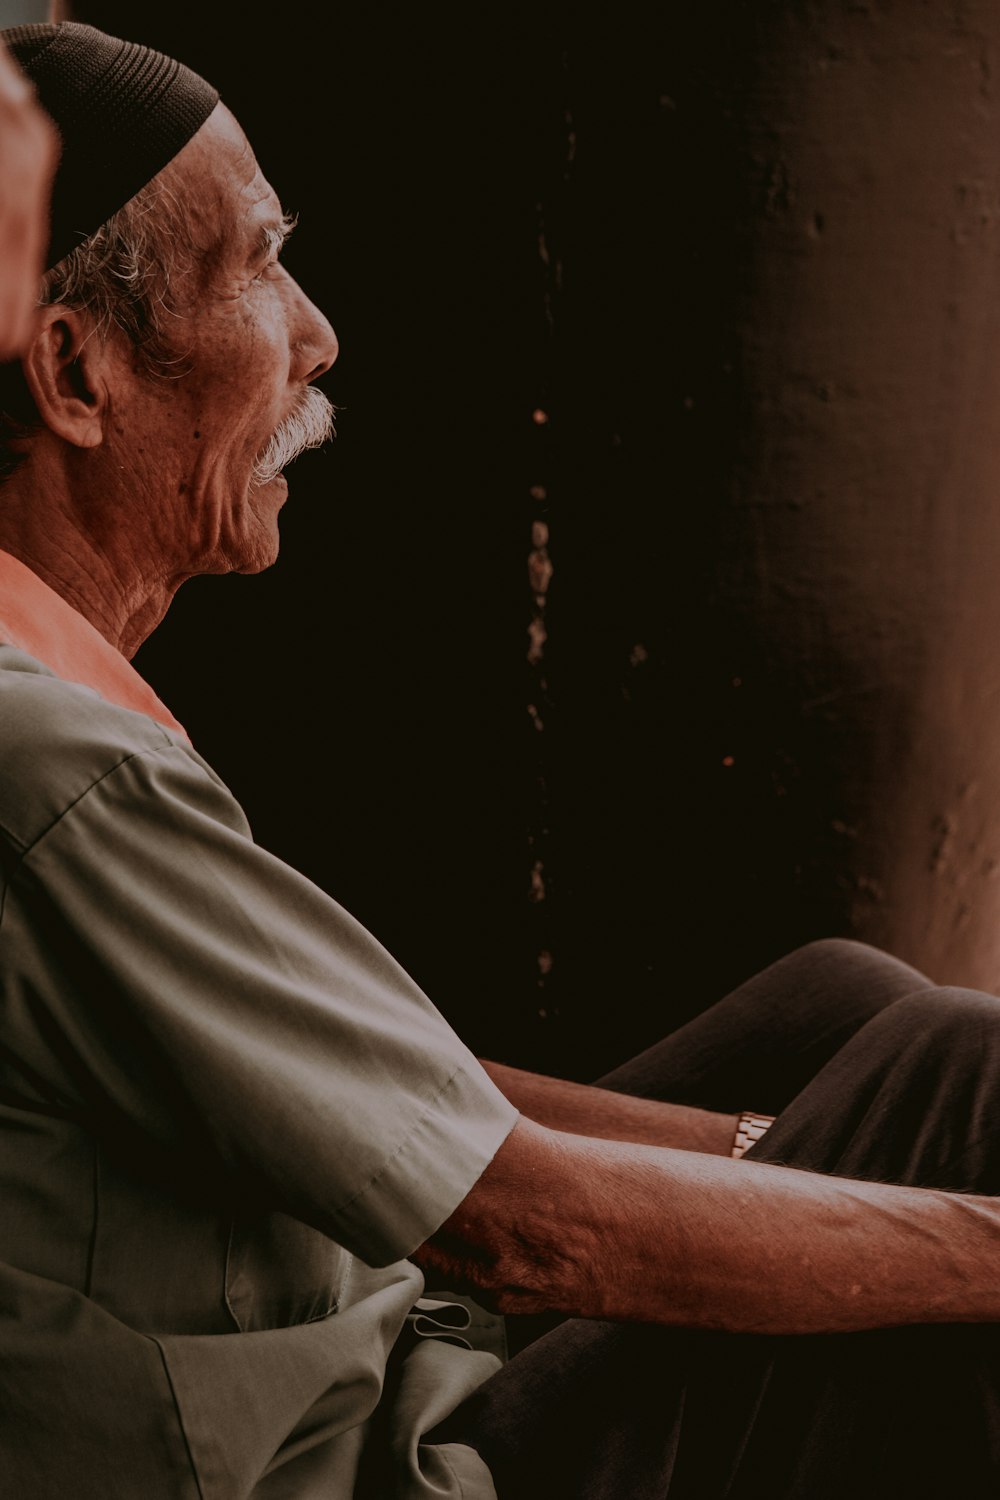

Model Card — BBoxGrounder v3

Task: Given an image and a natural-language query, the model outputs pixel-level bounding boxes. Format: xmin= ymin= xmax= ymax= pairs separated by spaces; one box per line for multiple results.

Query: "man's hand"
xmin=416 ymin=1116 xmax=1000 ymax=1335
xmin=0 ymin=40 xmax=56 ymax=361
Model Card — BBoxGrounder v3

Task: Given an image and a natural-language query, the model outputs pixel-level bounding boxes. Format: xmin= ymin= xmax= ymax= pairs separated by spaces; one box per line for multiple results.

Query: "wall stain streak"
xmin=525 ymin=51 xmax=576 ymax=1034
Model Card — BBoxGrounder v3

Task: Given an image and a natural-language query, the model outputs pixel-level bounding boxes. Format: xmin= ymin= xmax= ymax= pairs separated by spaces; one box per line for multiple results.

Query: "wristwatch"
xmin=730 ymin=1111 xmax=776 ymax=1159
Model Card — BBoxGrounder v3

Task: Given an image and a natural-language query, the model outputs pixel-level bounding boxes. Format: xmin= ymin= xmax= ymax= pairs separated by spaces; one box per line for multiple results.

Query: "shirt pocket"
xmin=225 ymin=1204 xmax=352 ymax=1332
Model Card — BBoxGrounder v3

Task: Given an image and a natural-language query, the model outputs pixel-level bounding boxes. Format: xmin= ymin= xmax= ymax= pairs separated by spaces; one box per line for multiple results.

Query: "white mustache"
xmin=250 ymin=387 xmax=336 ymax=487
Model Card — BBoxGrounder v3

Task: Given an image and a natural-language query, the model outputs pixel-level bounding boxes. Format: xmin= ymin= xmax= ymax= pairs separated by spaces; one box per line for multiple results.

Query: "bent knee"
xmin=774 ymin=938 xmax=932 ymax=993
xmin=869 ymin=984 xmax=1000 ymax=1051
xmin=790 ymin=937 xmax=895 ymax=967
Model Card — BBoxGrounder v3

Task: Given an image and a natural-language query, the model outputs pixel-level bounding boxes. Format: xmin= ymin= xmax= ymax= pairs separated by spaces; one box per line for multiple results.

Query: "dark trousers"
xmin=435 ymin=939 xmax=1000 ymax=1498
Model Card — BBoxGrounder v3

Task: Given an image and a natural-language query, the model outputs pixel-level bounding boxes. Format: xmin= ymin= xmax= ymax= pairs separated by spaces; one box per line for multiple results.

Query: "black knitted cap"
xmin=2 ymin=22 xmax=219 ymax=271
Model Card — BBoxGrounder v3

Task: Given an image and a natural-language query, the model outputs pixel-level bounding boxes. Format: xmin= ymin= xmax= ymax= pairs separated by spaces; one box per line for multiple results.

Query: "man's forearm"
xmin=479 ymin=1058 xmax=739 ymax=1156
xmin=420 ymin=1118 xmax=1000 ymax=1336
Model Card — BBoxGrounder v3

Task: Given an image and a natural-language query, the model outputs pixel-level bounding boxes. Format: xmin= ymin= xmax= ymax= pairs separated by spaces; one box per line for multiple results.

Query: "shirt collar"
xmin=0 ymin=549 xmax=188 ymax=740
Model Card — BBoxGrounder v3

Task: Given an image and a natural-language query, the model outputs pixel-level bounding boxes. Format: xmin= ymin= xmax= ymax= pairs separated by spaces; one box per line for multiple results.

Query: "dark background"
xmin=59 ymin=1 xmax=741 ymax=1082
xmin=54 ymin=2 xmax=1000 ymax=1078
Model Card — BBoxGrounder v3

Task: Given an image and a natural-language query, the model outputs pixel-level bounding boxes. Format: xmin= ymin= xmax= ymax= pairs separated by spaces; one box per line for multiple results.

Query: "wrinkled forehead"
xmin=156 ymin=103 xmax=283 ymax=268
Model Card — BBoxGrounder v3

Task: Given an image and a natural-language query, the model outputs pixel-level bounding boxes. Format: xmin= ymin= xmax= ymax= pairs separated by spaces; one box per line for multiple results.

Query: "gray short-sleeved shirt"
xmin=0 ymin=630 xmax=518 ymax=1498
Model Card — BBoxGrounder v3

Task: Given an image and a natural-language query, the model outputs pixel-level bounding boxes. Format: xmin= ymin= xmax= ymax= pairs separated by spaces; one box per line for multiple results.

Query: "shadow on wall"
xmin=52 ymin=0 xmax=1000 ymax=1077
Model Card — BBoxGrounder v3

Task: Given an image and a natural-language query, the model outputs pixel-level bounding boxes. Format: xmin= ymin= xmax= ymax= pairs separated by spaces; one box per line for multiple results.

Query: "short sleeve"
xmin=1 ymin=743 xmax=518 ymax=1267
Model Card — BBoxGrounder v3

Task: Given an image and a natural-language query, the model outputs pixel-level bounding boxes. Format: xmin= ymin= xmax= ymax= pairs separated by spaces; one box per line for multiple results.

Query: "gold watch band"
xmin=730 ymin=1111 xmax=776 ymax=1159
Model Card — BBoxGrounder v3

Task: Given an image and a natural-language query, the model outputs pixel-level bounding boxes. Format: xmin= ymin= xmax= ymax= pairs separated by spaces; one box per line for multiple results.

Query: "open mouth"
xmin=250 ymin=387 xmax=336 ymax=488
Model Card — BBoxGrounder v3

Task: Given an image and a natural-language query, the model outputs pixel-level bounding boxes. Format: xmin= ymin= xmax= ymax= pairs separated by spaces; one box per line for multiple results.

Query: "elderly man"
xmin=4 ymin=19 xmax=1000 ymax=1500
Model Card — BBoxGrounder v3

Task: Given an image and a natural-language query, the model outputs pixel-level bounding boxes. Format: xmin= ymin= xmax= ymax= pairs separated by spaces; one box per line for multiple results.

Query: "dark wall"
xmin=60 ymin=2 xmax=694 ymax=1079
xmin=65 ymin=3 xmax=1000 ymax=1077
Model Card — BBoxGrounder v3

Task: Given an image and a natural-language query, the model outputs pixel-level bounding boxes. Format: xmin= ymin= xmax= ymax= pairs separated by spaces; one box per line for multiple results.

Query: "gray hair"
xmin=0 ymin=173 xmax=193 ymax=477
xmin=40 ymin=172 xmax=194 ymax=376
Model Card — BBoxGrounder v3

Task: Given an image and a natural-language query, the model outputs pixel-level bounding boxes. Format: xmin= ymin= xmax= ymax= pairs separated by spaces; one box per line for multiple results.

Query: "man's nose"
xmin=292 ymin=285 xmax=339 ymax=382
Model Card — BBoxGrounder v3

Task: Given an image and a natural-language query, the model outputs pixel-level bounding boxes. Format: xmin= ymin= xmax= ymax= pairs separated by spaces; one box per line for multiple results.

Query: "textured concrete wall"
xmin=700 ymin=2 xmax=1000 ymax=989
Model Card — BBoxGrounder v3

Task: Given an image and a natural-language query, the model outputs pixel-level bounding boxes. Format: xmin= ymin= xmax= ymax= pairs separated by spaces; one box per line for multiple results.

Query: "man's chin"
xmin=233 ymin=474 xmax=288 ymax=573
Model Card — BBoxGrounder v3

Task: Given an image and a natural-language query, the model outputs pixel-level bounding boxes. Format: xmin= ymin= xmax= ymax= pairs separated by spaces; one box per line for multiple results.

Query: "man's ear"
xmin=20 ymin=304 xmax=111 ymax=449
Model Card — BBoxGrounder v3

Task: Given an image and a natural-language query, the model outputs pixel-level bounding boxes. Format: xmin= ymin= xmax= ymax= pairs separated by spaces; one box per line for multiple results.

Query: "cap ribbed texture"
xmin=2 ymin=22 xmax=219 ymax=270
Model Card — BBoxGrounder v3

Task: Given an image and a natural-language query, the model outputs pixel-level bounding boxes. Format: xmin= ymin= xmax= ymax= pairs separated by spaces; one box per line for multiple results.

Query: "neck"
xmin=0 ymin=449 xmax=185 ymax=659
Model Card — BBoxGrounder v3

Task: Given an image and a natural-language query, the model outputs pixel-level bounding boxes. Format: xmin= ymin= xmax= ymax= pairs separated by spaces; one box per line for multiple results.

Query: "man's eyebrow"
xmin=253 ymin=211 xmax=298 ymax=262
